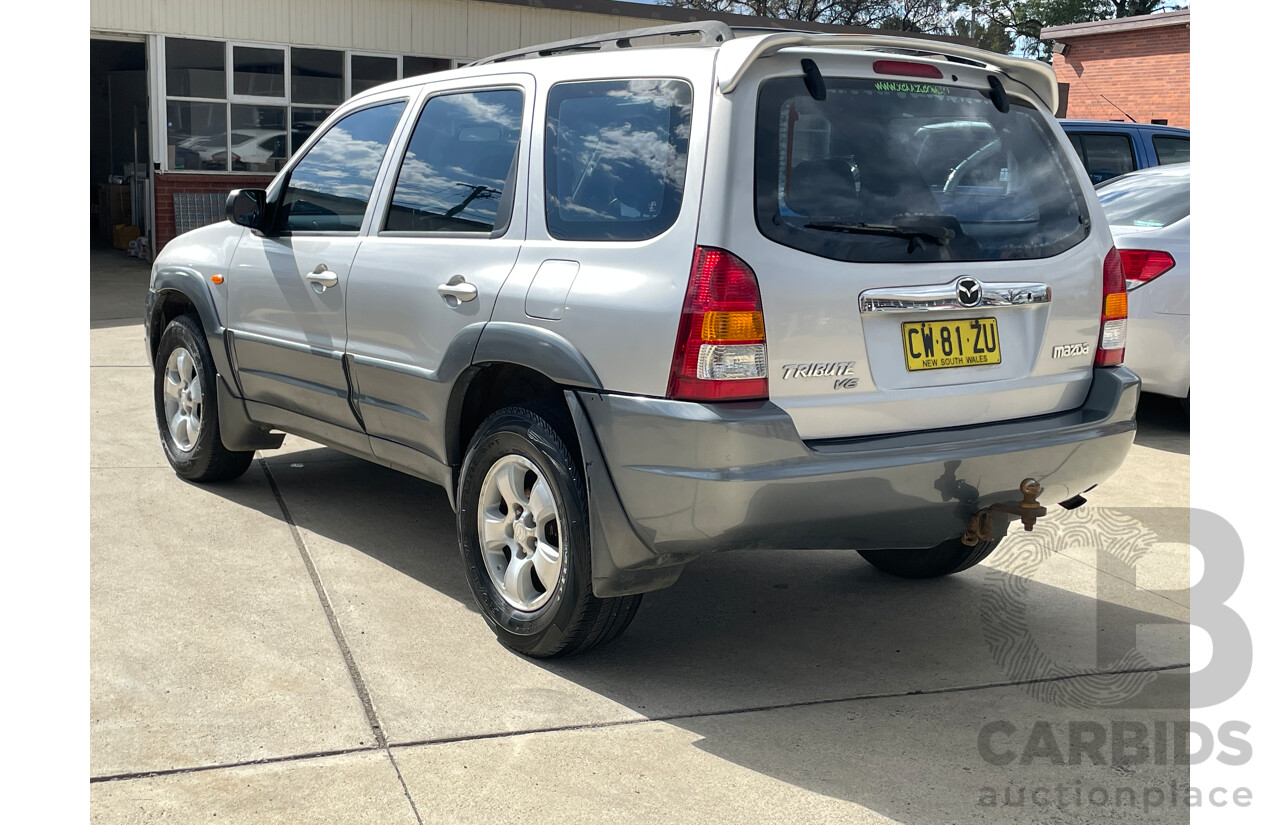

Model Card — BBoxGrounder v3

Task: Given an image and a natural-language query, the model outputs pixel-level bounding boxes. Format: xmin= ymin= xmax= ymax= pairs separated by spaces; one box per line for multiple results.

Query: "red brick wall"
xmin=154 ymin=172 xmax=274 ymax=252
xmin=1052 ymin=23 xmax=1189 ymax=128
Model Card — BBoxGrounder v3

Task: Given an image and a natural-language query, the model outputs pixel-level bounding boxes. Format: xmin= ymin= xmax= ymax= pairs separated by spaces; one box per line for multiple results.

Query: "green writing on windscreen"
xmin=873 ymin=81 xmax=950 ymax=95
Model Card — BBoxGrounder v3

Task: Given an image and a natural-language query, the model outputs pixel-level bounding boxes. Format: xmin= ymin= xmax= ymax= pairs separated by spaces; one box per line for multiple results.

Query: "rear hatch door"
xmin=706 ymin=54 xmax=1111 ymax=440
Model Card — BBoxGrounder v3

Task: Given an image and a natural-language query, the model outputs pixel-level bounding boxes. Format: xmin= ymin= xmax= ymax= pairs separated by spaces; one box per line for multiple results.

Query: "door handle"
xmin=437 ymin=275 xmax=478 ymax=305
xmin=306 ymin=264 xmax=339 ymax=291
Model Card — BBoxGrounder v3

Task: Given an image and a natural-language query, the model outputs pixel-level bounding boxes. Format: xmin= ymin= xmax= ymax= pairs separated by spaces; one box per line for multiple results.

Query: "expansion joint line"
xmin=261 ymin=460 xmax=424 ymax=825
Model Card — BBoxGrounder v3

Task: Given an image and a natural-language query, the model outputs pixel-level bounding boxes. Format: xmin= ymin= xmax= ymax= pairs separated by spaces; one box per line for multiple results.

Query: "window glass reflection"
xmin=544 ymin=79 xmax=692 ymax=241
xmin=291 ymin=107 xmax=335 ymax=155
xmin=227 ymin=105 xmax=287 ymax=172
xmin=292 ymin=48 xmax=344 ymax=106
xmin=404 ymin=56 xmax=450 ymax=78
xmin=166 ymin=38 xmax=225 ymax=99
xmin=352 ymin=55 xmax=397 ymax=95
xmin=167 ymin=101 xmax=229 ymax=171
xmin=280 ymin=101 xmax=406 ymax=232
xmin=386 ymin=90 xmax=523 ymax=233
xmin=233 ymin=46 xmax=285 ymax=97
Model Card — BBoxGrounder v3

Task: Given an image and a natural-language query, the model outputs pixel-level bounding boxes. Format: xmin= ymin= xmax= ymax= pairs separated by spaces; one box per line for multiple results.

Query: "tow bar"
xmin=961 ymin=478 xmax=1048 ymax=546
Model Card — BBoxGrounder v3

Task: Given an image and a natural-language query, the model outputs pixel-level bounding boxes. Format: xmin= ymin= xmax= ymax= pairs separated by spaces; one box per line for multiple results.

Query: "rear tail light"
xmin=667 ymin=247 xmax=768 ymax=401
xmin=1096 ymin=246 xmax=1127 ymax=366
xmin=1118 ymin=249 xmax=1175 ymax=290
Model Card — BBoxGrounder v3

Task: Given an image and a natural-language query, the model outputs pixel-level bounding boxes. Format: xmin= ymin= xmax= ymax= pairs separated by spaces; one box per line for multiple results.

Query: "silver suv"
xmin=146 ymin=24 xmax=1139 ymax=657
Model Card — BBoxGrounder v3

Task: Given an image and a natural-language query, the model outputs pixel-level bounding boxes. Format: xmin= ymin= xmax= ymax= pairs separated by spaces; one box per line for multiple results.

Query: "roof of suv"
xmin=384 ymin=21 xmax=1061 ymax=113
xmin=1058 ymin=119 xmax=1190 ymax=135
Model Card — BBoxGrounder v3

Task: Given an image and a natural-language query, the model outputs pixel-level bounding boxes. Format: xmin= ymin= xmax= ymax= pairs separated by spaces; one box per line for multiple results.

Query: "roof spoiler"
xmin=716 ymin=33 xmax=1059 ymax=112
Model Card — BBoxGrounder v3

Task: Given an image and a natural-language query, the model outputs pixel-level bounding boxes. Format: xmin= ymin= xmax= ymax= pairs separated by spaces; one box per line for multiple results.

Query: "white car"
xmin=205 ymin=129 xmax=289 ymax=171
xmin=1096 ymin=163 xmax=1190 ymax=406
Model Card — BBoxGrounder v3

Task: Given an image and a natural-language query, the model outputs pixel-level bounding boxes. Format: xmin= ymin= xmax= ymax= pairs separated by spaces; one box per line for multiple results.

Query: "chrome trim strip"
xmin=859 ymin=279 xmax=1051 ymax=314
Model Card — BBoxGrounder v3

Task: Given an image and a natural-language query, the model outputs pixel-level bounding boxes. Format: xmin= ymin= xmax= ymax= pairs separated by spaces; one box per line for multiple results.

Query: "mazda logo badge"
xmin=956 ymin=277 xmax=982 ymax=308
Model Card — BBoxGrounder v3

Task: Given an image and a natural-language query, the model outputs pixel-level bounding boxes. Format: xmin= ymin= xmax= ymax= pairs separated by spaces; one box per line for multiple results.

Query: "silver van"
xmin=146 ymin=23 xmax=1139 ymax=656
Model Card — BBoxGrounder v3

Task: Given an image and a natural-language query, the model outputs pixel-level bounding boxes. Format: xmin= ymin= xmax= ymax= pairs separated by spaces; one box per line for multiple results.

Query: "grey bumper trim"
xmin=573 ymin=367 xmax=1138 ymax=587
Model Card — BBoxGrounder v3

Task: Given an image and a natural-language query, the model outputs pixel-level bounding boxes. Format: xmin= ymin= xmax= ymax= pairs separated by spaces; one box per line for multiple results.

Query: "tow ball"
xmin=961 ymin=478 xmax=1048 ymax=546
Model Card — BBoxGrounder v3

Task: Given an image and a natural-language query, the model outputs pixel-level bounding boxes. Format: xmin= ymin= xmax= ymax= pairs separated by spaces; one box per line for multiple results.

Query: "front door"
xmin=344 ymin=78 xmax=533 ymax=469
xmin=225 ymin=95 xmax=411 ymax=449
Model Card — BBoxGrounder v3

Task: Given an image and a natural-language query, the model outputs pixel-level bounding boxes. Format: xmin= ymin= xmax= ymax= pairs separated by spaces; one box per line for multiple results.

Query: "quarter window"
xmin=385 ymin=90 xmax=524 ymax=234
xmin=1070 ymin=133 xmax=1137 ymax=184
xmin=1152 ymin=136 xmax=1190 ymax=165
xmin=544 ymin=79 xmax=693 ymax=242
xmin=279 ymin=101 xmax=407 ymax=233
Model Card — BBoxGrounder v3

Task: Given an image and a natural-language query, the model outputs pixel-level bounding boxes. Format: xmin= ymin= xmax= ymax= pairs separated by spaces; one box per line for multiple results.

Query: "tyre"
xmin=858 ymin=536 xmax=1001 ymax=579
xmin=153 ymin=314 xmax=256 ymax=483
xmin=456 ymin=405 xmax=642 ymax=657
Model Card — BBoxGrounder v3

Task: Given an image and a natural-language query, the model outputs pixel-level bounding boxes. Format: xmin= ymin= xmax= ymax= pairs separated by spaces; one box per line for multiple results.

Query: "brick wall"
xmin=1052 ymin=23 xmax=1189 ymax=128
xmin=154 ymin=172 xmax=274 ymax=252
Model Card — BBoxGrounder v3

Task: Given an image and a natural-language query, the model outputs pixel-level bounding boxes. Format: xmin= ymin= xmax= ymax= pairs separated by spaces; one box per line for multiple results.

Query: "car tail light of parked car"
xmin=668 ymin=247 xmax=769 ymax=401
xmin=1097 ymin=246 xmax=1127 ymax=366
xmin=1118 ymin=249 xmax=1176 ymax=290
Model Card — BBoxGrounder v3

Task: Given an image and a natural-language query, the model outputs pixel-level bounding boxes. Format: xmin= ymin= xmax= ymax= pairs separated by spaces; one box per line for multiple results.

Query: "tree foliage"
xmin=658 ymin=1 xmax=951 ymax=30
xmin=971 ymin=2 xmax=1183 ymax=57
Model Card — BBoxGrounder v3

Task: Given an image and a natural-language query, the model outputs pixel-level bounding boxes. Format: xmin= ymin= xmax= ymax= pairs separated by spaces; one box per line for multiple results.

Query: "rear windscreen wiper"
xmin=804 ymin=220 xmax=955 ymax=251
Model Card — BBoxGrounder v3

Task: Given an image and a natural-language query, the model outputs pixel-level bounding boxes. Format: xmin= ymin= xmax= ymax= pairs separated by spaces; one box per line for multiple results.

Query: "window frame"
xmin=348 ymin=51 xmax=402 ymax=99
xmin=377 ymin=83 xmax=530 ymax=240
xmin=1151 ymin=134 xmax=1191 ymax=166
xmin=541 ymin=76 xmax=696 ymax=244
xmin=228 ymin=41 xmax=289 ymax=104
xmin=158 ymin=35 xmax=451 ymax=175
xmin=266 ymin=93 xmax=416 ymax=238
xmin=1070 ymin=131 xmax=1139 ymax=183
xmin=226 ymin=43 xmax=291 ymax=175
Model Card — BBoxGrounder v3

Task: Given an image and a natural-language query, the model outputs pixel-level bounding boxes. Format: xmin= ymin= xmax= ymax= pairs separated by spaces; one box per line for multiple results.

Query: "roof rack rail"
xmin=473 ymin=21 xmax=735 ymax=66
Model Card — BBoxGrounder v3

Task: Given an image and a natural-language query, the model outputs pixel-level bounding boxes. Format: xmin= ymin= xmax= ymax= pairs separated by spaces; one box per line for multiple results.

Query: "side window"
xmin=545 ymin=79 xmax=693 ymax=242
xmin=384 ymin=89 xmax=524 ymax=233
xmin=1153 ymin=135 xmax=1190 ymax=165
xmin=278 ymin=101 xmax=407 ymax=232
xmin=1073 ymin=133 xmax=1137 ymax=184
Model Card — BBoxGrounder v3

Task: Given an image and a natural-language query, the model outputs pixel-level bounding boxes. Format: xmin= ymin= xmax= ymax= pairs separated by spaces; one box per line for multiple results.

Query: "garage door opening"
xmin=90 ymin=38 xmax=152 ymax=258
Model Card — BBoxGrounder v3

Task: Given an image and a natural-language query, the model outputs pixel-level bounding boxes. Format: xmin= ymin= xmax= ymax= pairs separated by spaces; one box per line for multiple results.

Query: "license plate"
xmin=901 ymin=318 xmax=1001 ymax=371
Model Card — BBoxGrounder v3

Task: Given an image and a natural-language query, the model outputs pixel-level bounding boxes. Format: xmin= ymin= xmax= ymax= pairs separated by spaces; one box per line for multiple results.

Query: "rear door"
xmin=344 ymin=76 xmax=533 ymax=468
xmin=225 ymin=95 xmax=410 ymax=446
xmin=704 ymin=56 xmax=1110 ymax=440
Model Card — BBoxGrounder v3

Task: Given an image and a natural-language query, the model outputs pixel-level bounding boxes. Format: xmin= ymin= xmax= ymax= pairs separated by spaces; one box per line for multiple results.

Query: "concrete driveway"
xmin=90 ymin=249 xmax=1191 ymax=823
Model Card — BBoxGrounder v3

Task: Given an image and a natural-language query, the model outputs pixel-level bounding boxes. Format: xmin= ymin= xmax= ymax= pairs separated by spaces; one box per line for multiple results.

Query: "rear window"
xmin=545 ymin=79 xmax=692 ymax=241
xmin=1097 ymin=168 xmax=1190 ymax=228
xmin=755 ymin=77 xmax=1090 ymax=263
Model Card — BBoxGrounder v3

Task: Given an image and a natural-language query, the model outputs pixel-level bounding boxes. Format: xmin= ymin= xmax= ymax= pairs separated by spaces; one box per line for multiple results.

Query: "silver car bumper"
xmin=569 ymin=367 xmax=1140 ymax=597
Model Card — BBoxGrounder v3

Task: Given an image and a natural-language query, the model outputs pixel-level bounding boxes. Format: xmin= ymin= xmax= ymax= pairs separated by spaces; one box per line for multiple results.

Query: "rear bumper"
xmin=570 ymin=366 xmax=1139 ymax=596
